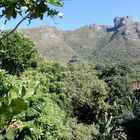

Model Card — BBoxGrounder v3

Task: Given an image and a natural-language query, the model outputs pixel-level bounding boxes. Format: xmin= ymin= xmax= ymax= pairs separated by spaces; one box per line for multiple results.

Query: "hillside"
xmin=22 ymin=16 xmax=140 ymax=66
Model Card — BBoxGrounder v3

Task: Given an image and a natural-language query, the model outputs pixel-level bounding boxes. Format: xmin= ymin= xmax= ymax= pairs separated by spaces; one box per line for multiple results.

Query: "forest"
xmin=0 ymin=31 xmax=140 ymax=140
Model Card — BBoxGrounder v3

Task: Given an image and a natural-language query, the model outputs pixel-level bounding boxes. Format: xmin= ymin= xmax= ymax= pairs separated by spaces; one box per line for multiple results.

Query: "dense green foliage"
xmin=0 ymin=31 xmax=38 ymax=75
xmin=0 ymin=31 xmax=140 ymax=140
xmin=0 ymin=0 xmax=64 ymax=41
xmin=2 ymin=2 xmax=140 ymax=140
xmin=0 ymin=0 xmax=63 ymax=21
xmin=0 ymin=63 xmax=72 ymax=140
xmin=66 ymin=63 xmax=108 ymax=125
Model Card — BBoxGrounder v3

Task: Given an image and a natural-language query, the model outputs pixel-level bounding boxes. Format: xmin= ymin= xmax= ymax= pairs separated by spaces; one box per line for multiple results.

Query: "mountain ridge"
xmin=22 ymin=16 xmax=140 ymax=66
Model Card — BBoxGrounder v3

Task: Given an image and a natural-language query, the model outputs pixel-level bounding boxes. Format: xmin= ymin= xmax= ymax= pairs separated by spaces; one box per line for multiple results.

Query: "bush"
xmin=0 ymin=31 xmax=38 ymax=75
xmin=70 ymin=120 xmax=99 ymax=140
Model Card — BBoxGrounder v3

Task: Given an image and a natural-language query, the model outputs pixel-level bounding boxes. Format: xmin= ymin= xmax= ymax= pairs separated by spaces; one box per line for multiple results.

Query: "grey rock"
xmin=136 ymin=26 xmax=140 ymax=33
xmin=22 ymin=16 xmax=140 ymax=66
xmin=69 ymin=55 xmax=81 ymax=63
xmin=114 ymin=16 xmax=134 ymax=29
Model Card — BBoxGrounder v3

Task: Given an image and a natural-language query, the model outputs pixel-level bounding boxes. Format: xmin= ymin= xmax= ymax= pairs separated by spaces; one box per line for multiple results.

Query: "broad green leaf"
xmin=10 ymin=98 xmax=27 ymax=115
xmin=0 ymin=104 xmax=11 ymax=115
xmin=8 ymin=88 xmax=19 ymax=103
xmin=5 ymin=128 xmax=17 ymax=140
xmin=0 ymin=113 xmax=12 ymax=128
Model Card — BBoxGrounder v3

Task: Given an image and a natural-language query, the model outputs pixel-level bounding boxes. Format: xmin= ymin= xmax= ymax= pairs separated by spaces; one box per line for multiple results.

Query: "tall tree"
xmin=0 ymin=31 xmax=38 ymax=75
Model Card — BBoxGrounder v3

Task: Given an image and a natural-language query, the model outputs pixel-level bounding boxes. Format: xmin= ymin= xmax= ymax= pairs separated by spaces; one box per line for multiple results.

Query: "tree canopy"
xmin=0 ymin=31 xmax=38 ymax=75
xmin=0 ymin=0 xmax=64 ymax=40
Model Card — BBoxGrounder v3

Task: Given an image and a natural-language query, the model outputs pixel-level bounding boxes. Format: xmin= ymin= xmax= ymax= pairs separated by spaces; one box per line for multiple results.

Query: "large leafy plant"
xmin=0 ymin=69 xmax=28 ymax=139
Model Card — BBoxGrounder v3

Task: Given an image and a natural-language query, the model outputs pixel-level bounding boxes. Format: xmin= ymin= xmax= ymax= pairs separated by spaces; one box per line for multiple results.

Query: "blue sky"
xmin=1 ymin=0 xmax=140 ymax=30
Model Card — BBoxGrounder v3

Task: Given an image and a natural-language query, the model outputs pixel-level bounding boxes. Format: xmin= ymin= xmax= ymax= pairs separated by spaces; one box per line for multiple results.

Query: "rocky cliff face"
xmin=22 ymin=16 xmax=140 ymax=66
xmin=114 ymin=16 xmax=134 ymax=28
xmin=112 ymin=16 xmax=140 ymax=41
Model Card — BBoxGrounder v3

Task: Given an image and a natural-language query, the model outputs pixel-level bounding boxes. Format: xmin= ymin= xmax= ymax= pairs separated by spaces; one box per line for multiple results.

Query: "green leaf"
xmin=0 ymin=104 xmax=11 ymax=115
xmin=21 ymin=85 xmax=27 ymax=97
xmin=0 ymin=114 xmax=12 ymax=128
xmin=22 ymin=88 xmax=34 ymax=99
xmin=5 ymin=128 xmax=17 ymax=140
xmin=49 ymin=0 xmax=63 ymax=7
xmin=10 ymin=98 xmax=27 ymax=116
xmin=0 ymin=134 xmax=3 ymax=140
xmin=0 ymin=105 xmax=12 ymax=127
xmin=8 ymin=88 xmax=19 ymax=102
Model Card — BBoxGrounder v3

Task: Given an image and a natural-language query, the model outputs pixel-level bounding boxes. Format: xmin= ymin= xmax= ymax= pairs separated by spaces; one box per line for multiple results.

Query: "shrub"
xmin=0 ymin=31 xmax=38 ymax=75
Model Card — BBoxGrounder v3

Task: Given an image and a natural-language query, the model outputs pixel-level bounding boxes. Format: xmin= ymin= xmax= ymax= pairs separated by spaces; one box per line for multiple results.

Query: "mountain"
xmin=22 ymin=16 xmax=140 ymax=66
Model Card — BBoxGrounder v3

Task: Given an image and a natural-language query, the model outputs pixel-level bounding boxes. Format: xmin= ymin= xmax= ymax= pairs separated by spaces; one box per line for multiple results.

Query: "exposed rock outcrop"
xmin=22 ymin=16 xmax=140 ymax=66
xmin=114 ymin=16 xmax=134 ymax=29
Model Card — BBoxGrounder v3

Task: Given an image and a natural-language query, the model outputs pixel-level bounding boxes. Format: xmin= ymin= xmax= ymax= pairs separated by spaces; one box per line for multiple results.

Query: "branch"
xmin=0 ymin=13 xmax=30 ymax=41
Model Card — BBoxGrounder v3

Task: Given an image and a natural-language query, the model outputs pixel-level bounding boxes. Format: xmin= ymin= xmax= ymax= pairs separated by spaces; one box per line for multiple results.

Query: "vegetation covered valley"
xmin=0 ymin=0 xmax=140 ymax=139
xmin=0 ymin=31 xmax=140 ymax=140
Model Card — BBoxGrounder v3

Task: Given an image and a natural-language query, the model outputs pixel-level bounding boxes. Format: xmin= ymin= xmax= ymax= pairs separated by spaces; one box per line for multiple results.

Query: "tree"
xmin=0 ymin=31 xmax=38 ymax=75
xmin=67 ymin=63 xmax=108 ymax=125
xmin=0 ymin=0 xmax=64 ymax=41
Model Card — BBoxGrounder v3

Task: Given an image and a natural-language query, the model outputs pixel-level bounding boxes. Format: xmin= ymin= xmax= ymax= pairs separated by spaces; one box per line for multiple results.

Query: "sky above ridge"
xmin=1 ymin=0 xmax=140 ymax=30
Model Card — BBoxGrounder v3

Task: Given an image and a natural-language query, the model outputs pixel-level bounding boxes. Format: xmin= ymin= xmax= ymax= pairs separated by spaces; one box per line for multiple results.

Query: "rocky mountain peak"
xmin=114 ymin=16 xmax=134 ymax=29
xmin=22 ymin=16 xmax=140 ymax=66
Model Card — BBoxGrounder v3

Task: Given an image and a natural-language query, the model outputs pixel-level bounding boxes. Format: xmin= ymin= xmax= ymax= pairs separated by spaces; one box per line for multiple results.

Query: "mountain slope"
xmin=22 ymin=16 xmax=140 ymax=66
